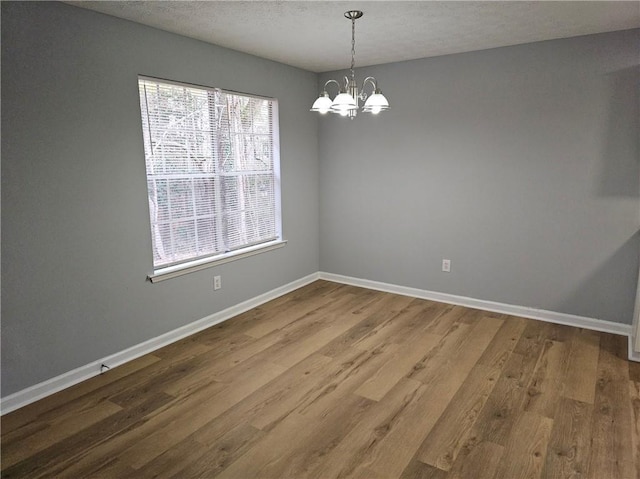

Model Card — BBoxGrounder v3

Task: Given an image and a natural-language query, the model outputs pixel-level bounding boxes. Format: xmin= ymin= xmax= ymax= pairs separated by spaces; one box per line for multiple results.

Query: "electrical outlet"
xmin=214 ymin=275 xmax=222 ymax=290
xmin=442 ymin=259 xmax=451 ymax=272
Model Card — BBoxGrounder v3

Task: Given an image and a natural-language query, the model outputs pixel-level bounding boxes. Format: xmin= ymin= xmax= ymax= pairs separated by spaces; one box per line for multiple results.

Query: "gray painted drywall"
xmin=1 ymin=2 xmax=319 ymax=396
xmin=319 ymin=29 xmax=640 ymax=325
xmin=2 ymin=2 xmax=638 ymax=401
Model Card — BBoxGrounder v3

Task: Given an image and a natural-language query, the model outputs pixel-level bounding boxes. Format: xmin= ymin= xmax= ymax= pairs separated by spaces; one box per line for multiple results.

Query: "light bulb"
xmin=371 ymin=106 xmax=382 ymax=114
xmin=339 ymin=110 xmax=349 ymax=117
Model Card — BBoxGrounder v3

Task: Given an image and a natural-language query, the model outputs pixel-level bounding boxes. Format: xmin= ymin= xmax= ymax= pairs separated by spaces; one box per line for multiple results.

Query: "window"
xmin=138 ymin=77 xmax=282 ymax=278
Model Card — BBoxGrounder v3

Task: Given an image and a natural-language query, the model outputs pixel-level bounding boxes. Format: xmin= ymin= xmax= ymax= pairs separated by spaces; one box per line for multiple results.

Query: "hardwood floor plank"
xmin=131 ymin=437 xmax=209 ymax=478
xmin=190 ymin=280 xmax=343 ymax=344
xmin=160 ymin=333 xmax=271 ymax=397
xmin=0 ymin=422 xmax=48 ymax=451
xmin=1 ymin=392 xmax=122 ymax=448
xmin=193 ymin=343 xmax=388 ymax=454
xmin=59 ymin=457 xmax=138 ymax=479
xmin=176 ymin=425 xmax=266 ymax=478
xmin=354 ymin=331 xmax=441 ymax=401
xmin=400 ymin=460 xmax=449 ymax=479
xmin=467 ymin=361 xmax=526 ymax=446
xmin=415 ymin=364 xmax=500 ymax=471
xmin=383 ymin=300 xmax=450 ymax=345
xmin=295 ymin=343 xmax=400 ymax=419
xmin=1 ymin=398 xmax=122 ymax=469
xmin=190 ymin=353 xmax=333 ymax=444
xmin=447 ymin=441 xmax=504 ymax=479
xmin=74 ymin=344 xmax=219 ymax=409
xmin=147 ymin=337 xmax=214 ymax=361
xmin=109 ymin=348 xmax=225 ymax=407
xmin=213 ymin=393 xmax=376 ymax=479
xmin=352 ymin=298 xmax=443 ymax=352
xmin=513 ymin=320 xmax=563 ymax=356
xmin=492 ymin=411 xmax=553 ymax=479
xmin=543 ymin=397 xmax=593 ymax=479
xmin=2 ymin=392 xmax=174 ymax=479
xmin=264 ymin=291 xmax=387 ymax=369
xmin=467 ymin=321 xmax=550 ymax=447
xmin=119 ymin=358 xmax=287 ymax=470
xmin=423 ymin=304 xmax=469 ymax=336
xmin=255 ymin=279 xmax=344 ymax=314
xmin=144 ymin=423 xmax=264 ymax=479
xmin=523 ymin=337 xmax=571 ymax=419
xmin=476 ymin=315 xmax=527 ymax=370
xmin=404 ymin=321 xmax=474 ymax=383
xmin=409 ymin=316 xmax=504 ymax=387
xmin=243 ymin=284 xmax=357 ymax=338
xmin=561 ymin=329 xmax=600 ymax=404
xmin=304 ymin=377 xmax=426 ymax=479
xmin=544 ymin=322 xmax=577 ymax=343
xmin=318 ymin=293 xmax=416 ymax=357
xmin=458 ymin=308 xmax=491 ymax=325
xmin=349 ymin=466 xmax=392 ymax=479
xmin=276 ymin=279 xmax=345 ymax=303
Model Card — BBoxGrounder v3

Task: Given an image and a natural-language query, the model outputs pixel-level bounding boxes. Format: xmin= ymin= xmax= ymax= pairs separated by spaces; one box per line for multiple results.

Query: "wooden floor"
xmin=2 ymin=280 xmax=639 ymax=479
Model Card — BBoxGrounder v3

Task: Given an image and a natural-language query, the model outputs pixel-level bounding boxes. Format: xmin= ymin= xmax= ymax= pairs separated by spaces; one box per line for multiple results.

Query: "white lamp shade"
xmin=310 ymin=93 xmax=333 ymax=114
xmin=331 ymin=92 xmax=357 ymax=111
xmin=362 ymin=92 xmax=389 ymax=114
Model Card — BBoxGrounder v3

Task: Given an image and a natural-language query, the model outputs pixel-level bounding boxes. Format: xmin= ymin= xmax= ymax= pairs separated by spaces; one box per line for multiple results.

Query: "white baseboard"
xmin=3 ymin=269 xmax=636 ymax=415
xmin=0 ymin=273 xmax=320 ymax=415
xmin=629 ymin=336 xmax=640 ymax=362
xmin=319 ymin=272 xmax=634 ymax=340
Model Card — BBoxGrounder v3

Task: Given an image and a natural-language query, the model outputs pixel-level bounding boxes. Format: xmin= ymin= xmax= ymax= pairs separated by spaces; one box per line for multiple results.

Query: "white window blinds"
xmin=138 ymin=77 xmax=281 ymax=270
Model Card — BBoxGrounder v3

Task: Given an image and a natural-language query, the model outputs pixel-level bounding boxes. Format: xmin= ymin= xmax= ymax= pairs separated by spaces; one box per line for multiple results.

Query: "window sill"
xmin=147 ymin=240 xmax=287 ymax=283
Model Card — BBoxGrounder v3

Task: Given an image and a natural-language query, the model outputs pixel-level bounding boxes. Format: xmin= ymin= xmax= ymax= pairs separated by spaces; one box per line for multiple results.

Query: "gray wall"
xmin=2 ymin=2 xmax=638 ymax=400
xmin=1 ymin=2 xmax=319 ymax=396
xmin=319 ymin=29 xmax=639 ymax=325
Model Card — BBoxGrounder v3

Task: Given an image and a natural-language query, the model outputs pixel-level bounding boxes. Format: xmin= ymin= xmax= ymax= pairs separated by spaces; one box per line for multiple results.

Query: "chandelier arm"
xmin=361 ymin=76 xmax=378 ymax=92
xmin=322 ymin=79 xmax=342 ymax=94
xmin=359 ymin=76 xmax=378 ymax=101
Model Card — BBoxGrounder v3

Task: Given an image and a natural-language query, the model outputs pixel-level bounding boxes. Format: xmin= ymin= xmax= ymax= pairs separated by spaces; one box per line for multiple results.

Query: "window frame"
xmin=138 ymin=76 xmax=284 ymax=282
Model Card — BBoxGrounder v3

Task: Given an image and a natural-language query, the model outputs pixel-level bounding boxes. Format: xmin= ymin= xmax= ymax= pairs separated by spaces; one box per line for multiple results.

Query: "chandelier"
xmin=310 ymin=10 xmax=389 ymax=119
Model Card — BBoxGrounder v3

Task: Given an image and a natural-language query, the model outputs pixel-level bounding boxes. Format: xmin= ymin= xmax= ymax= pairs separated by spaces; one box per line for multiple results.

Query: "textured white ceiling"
xmin=66 ymin=1 xmax=640 ymax=72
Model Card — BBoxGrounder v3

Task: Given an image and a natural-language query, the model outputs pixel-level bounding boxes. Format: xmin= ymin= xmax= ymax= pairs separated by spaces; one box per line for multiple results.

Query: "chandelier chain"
xmin=350 ymin=16 xmax=356 ymax=80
